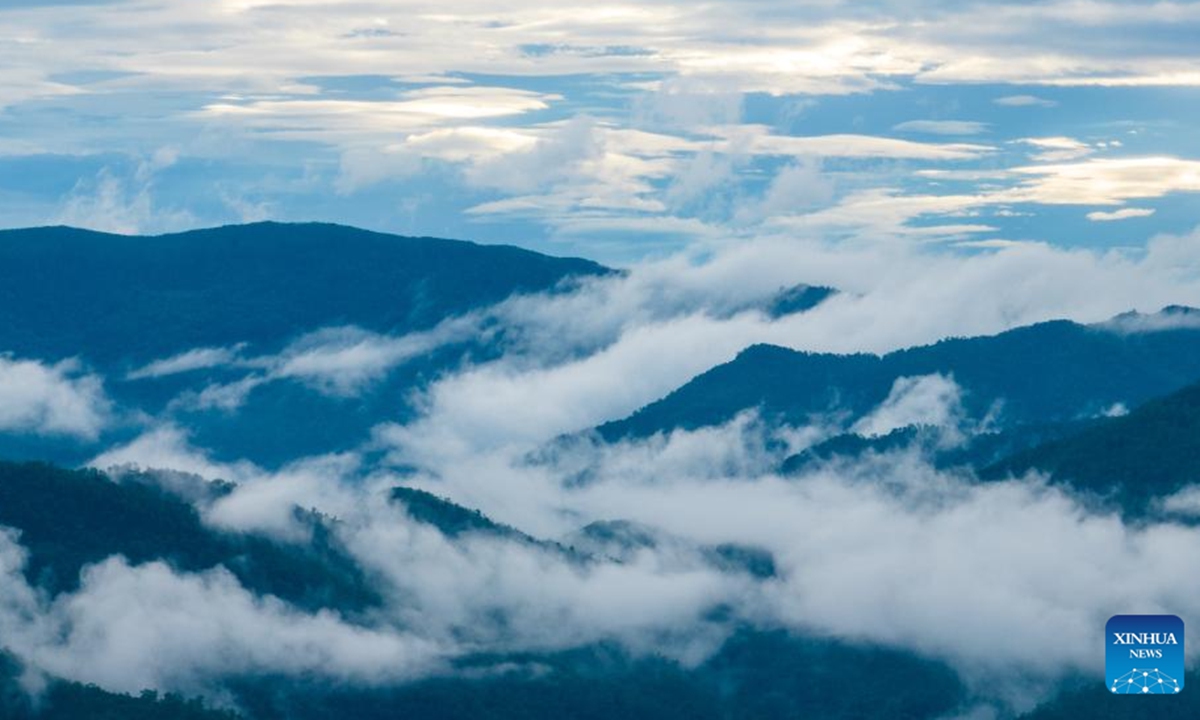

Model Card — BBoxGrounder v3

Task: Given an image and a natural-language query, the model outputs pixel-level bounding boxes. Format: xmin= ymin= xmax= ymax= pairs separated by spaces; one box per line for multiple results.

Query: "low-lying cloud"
xmin=0 ymin=356 xmax=111 ymax=440
xmin=34 ymin=414 xmax=1200 ymax=713
xmin=0 ymin=530 xmax=442 ymax=695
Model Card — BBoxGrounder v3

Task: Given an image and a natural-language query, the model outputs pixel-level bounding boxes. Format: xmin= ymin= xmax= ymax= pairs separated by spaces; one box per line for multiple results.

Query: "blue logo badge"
xmin=1106 ymin=615 xmax=1185 ymax=695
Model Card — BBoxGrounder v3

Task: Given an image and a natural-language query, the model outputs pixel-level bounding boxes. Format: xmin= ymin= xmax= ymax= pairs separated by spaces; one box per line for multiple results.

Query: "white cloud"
xmin=153 ymin=317 xmax=486 ymax=413
xmin=368 ymin=416 xmax=1200 ymax=702
xmin=1008 ymin=156 xmax=1200 ymax=205
xmin=1015 ymin=136 xmax=1093 ymax=162
xmin=993 ymin=95 xmax=1057 ymax=107
xmin=204 ymin=453 xmax=365 ymax=541
xmin=1098 ymin=306 xmax=1200 ymax=334
xmin=1160 ymin=485 xmax=1200 ymax=517
xmin=198 ymin=86 xmax=558 ymax=138
xmin=89 ymin=424 xmax=255 ymax=482
xmin=54 ymin=157 xmax=195 ymax=236
xmin=1101 ymin=402 xmax=1129 ymax=418
xmin=851 ymin=374 xmax=966 ymax=439
xmin=464 ymin=116 xmax=604 ymax=194
xmin=0 ymin=531 xmax=442 ymax=694
xmin=271 ymin=325 xmax=466 ymax=396
xmin=734 ymin=157 xmax=834 ymax=224
xmin=12 ymin=0 xmax=1200 ymax=247
xmin=1087 ymin=207 xmax=1156 ymax=222
xmin=367 ymin=226 xmax=1200 ymax=485
xmin=893 ymin=120 xmax=989 ymax=136
xmin=720 ymin=127 xmax=994 ymax=160
xmin=0 ymin=357 xmax=111 ymax=440
xmin=777 ymin=156 xmax=1200 ymax=241
xmin=127 ymin=345 xmax=246 ymax=380
xmin=89 ymin=426 xmax=362 ymax=541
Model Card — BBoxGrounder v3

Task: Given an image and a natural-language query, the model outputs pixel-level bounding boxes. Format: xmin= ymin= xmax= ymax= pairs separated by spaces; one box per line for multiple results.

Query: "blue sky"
xmin=3 ymin=0 xmax=1200 ymax=262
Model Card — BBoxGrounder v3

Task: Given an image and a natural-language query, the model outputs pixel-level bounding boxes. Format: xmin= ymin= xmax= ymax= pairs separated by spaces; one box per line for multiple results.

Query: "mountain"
xmin=982 ymin=378 xmax=1200 ymax=511
xmin=0 ymin=461 xmax=375 ymax=611
xmin=764 ymin=284 xmax=836 ymax=318
xmin=0 ymin=460 xmax=971 ymax=720
xmin=0 ymin=651 xmax=237 ymax=720
xmin=1017 ymin=671 xmax=1198 ymax=719
xmin=777 ymin=421 xmax=1091 ymax=475
xmin=599 ymin=315 xmax=1200 ymax=441
xmin=0 ymin=222 xmax=610 ymax=367
xmin=0 ymin=223 xmax=611 ymax=466
xmin=146 ymin=633 xmax=967 ymax=720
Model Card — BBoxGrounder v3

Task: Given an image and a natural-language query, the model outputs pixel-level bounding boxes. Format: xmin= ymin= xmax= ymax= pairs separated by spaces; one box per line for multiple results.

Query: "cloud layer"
xmin=3 ymin=0 xmax=1200 ymax=254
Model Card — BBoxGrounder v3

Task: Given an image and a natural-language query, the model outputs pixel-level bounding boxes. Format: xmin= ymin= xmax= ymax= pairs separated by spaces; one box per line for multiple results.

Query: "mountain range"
xmin=0 ymin=223 xmax=1195 ymax=720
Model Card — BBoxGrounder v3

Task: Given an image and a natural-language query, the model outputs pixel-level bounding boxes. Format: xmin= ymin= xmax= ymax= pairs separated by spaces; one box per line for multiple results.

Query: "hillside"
xmin=0 ymin=223 xmax=611 ymax=466
xmin=0 ymin=461 xmax=375 ymax=611
xmin=982 ymin=379 xmax=1200 ymax=510
xmin=0 ymin=222 xmax=610 ymax=366
xmin=599 ymin=317 xmax=1200 ymax=440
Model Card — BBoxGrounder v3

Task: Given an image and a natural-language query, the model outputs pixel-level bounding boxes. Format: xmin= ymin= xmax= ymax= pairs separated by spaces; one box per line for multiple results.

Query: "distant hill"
xmin=0 ymin=461 xmax=375 ymax=611
xmin=779 ymin=419 xmax=1096 ymax=476
xmin=599 ymin=315 xmax=1200 ymax=441
xmin=0 ymin=222 xmax=610 ymax=367
xmin=982 ymin=379 xmax=1200 ymax=510
xmin=0 ymin=651 xmax=238 ymax=720
xmin=0 ymin=461 xmax=970 ymax=720
xmin=203 ymin=632 xmax=966 ymax=720
xmin=764 ymin=284 xmax=836 ymax=318
xmin=1017 ymin=671 xmax=1198 ymax=719
xmin=0 ymin=223 xmax=611 ymax=466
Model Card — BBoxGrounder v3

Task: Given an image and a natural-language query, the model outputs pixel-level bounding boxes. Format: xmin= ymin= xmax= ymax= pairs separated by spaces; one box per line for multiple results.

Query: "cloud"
xmin=363 ymin=227 xmax=1200 ymax=517
xmin=89 ymin=424 xmax=360 ymax=541
xmin=0 ymin=356 xmax=110 ymax=440
xmin=432 ymin=425 xmax=1200 ymax=690
xmin=1015 ymin=137 xmax=1093 ymax=162
xmin=34 ymin=411 xmax=1200 ymax=706
xmin=270 ymin=325 xmax=469 ymax=397
xmin=89 ymin=424 xmax=254 ymax=482
xmin=632 ymin=76 xmax=744 ymax=130
xmin=721 ymin=127 xmax=995 ymax=161
xmin=464 ymin=116 xmax=604 ymax=194
xmin=1097 ymin=306 xmax=1200 ymax=334
xmin=1087 ymin=207 xmax=1156 ymax=222
xmin=148 ymin=318 xmax=484 ymax=413
xmin=993 ymin=95 xmax=1057 ymax=107
xmin=893 ymin=120 xmax=989 ymax=136
xmin=787 ymin=156 xmax=1200 ymax=241
xmin=0 ymin=531 xmax=442 ymax=694
xmin=204 ymin=453 xmax=365 ymax=541
xmin=734 ymin=157 xmax=834 ymax=224
xmin=54 ymin=159 xmax=194 ymax=236
xmin=198 ymin=86 xmax=559 ymax=139
xmin=368 ymin=414 xmax=1200 ymax=706
xmin=127 ymin=345 xmax=246 ymax=380
xmin=1008 ymin=157 xmax=1200 ymax=205
xmin=851 ymin=374 xmax=967 ymax=439
xmin=2 ymin=0 xmax=1199 ymax=249
xmin=1160 ymin=485 xmax=1200 ymax=517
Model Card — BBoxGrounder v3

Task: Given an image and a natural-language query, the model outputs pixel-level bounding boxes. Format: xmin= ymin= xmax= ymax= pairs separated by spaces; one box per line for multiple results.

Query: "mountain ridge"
xmin=0 ymin=222 xmax=613 ymax=366
xmin=598 ymin=312 xmax=1200 ymax=442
